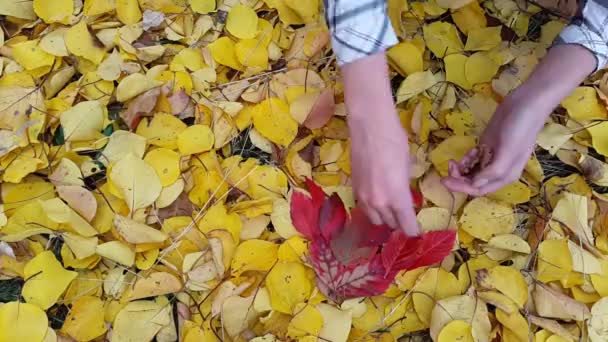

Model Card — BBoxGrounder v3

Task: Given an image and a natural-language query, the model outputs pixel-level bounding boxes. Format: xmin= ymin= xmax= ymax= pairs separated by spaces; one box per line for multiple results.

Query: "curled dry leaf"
xmin=534 ymin=283 xmax=590 ymax=321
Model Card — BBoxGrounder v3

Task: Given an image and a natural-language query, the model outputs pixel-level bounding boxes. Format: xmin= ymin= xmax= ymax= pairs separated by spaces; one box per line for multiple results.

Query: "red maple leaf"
xmin=289 ymin=179 xmax=456 ymax=303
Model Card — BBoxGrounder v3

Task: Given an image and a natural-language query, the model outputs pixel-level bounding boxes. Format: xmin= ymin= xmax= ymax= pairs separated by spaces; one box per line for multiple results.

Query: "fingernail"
xmin=473 ymin=178 xmax=488 ymax=188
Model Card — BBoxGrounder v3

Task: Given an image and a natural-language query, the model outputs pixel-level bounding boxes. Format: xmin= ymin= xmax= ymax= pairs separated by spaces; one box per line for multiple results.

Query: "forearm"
xmin=342 ymin=53 xmax=398 ymax=124
xmin=509 ymin=44 xmax=596 ymax=124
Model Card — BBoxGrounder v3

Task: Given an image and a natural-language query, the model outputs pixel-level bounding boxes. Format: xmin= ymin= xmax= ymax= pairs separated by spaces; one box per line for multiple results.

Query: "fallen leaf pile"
xmin=1 ymin=0 xmax=608 ymax=341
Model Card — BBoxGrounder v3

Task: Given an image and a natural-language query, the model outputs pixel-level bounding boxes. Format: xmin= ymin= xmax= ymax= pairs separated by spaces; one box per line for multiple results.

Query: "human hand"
xmin=342 ymin=53 xmax=420 ymax=236
xmin=442 ymin=94 xmax=546 ymax=195
xmin=442 ymin=44 xmax=597 ymax=195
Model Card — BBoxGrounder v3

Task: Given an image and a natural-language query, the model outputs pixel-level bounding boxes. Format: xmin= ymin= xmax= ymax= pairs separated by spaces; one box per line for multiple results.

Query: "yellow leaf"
xmin=23 ymin=251 xmax=77 ymax=310
xmin=84 ymin=0 xmax=116 ymax=16
xmin=171 ymin=48 xmax=206 ymax=72
xmin=277 ymin=236 xmax=308 ymax=262
xmin=231 ymin=239 xmax=278 ymax=275
xmin=65 ymin=21 xmax=106 ymax=65
xmin=136 ymin=113 xmax=188 ymax=149
xmin=0 ymin=302 xmax=48 ymax=342
xmin=429 ymin=135 xmax=477 ymax=176
xmin=287 ymin=304 xmax=323 ymax=338
xmin=101 ymin=130 xmax=147 ymax=164
xmin=591 ymin=259 xmax=608 ymax=297
xmin=465 ymin=26 xmax=502 ymax=51
xmin=459 ymin=197 xmax=515 ymax=241
xmin=63 ymin=232 xmax=98 ymax=260
xmin=396 ymin=70 xmax=439 ymax=103
xmin=477 ymin=266 xmax=528 ymax=307
xmin=222 ymin=295 xmax=260 ymax=337
xmin=487 ymin=181 xmax=531 ymax=204
xmin=143 ymin=148 xmax=181 ymax=186
xmin=496 ymin=309 xmax=529 ymax=342
xmin=317 ymin=303 xmax=352 ymax=342
xmin=451 ymin=1 xmax=487 ymax=34
xmin=429 ymin=294 xmax=490 ymax=341
xmin=537 ymin=239 xmax=573 ymax=283
xmin=96 ymin=241 xmax=135 ymax=266
xmin=588 ymin=121 xmax=608 ymax=157
xmin=189 ymin=0 xmax=215 ymax=14
xmin=34 ymin=0 xmax=72 ymax=24
xmin=387 ymin=42 xmax=423 ymax=76
xmin=271 ymin=198 xmax=299 ymax=239
xmin=12 ymin=40 xmax=55 ymax=71
xmin=112 ymin=297 xmax=172 ymax=342
xmin=208 ymin=36 xmax=242 ymax=70
xmin=567 ymin=240 xmax=601 ymax=274
xmin=420 ymin=169 xmax=467 ymax=212
xmin=285 ymin=0 xmax=319 ymax=23
xmin=227 ymin=4 xmax=258 ymax=39
xmin=235 ymin=38 xmax=269 ymax=69
xmin=413 ymin=268 xmax=461 ymax=324
xmin=41 ymin=197 xmax=98 ymax=237
xmin=110 ymin=154 xmax=162 ymax=212
xmin=445 ymin=54 xmax=472 ymax=90
xmin=537 ymin=123 xmax=573 ymax=155
xmin=197 ymin=203 xmax=242 ymax=242
xmin=116 ymin=73 xmax=162 ymax=102
xmin=465 ymin=52 xmax=500 ymax=85
xmin=438 ymin=320 xmax=474 ymax=342
xmin=60 ymin=100 xmax=104 ymax=142
xmin=252 ymin=98 xmax=298 ymax=146
xmin=267 ymin=261 xmax=312 ymax=314
xmin=540 ymin=21 xmax=566 ymax=46
xmin=117 ymin=0 xmax=142 ymax=24
xmin=562 ymin=87 xmax=607 ymax=121
xmin=423 ymin=22 xmax=463 ymax=58
xmin=588 ymin=297 xmax=608 ymax=341
xmin=114 ymin=215 xmax=168 ymax=244
xmin=486 ymin=234 xmax=531 ymax=254
xmin=129 ymin=272 xmax=183 ymax=300
xmin=247 ymin=164 xmax=288 ymax=199
xmin=60 ymin=296 xmax=107 ymax=341
xmin=552 ymin=192 xmax=594 ymax=244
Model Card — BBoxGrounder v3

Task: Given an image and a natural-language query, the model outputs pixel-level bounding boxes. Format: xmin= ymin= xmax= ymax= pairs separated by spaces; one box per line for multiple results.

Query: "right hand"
xmin=349 ymin=115 xmax=420 ymax=236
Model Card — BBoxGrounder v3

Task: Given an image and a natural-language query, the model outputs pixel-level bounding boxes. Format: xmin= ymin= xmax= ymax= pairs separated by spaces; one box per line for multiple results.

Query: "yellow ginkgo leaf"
xmin=109 ymin=154 xmax=162 ymax=212
xmin=252 ymin=98 xmax=298 ymax=146
xmin=487 ymin=181 xmax=531 ymax=204
xmin=208 ymin=36 xmax=242 ymax=70
xmin=562 ymin=87 xmax=608 ymax=121
xmin=413 ymin=268 xmax=461 ymax=324
xmin=116 ymin=73 xmax=162 ymax=102
xmin=136 ymin=113 xmax=188 ymax=149
xmin=287 ymin=303 xmax=324 ymax=338
xmin=96 ymin=241 xmax=135 ymax=266
xmin=387 ymin=42 xmax=424 ymax=76
xmin=459 ymin=197 xmax=515 ymax=241
xmin=23 ymin=251 xmax=78 ymax=310
xmin=227 ymin=4 xmax=259 ymax=39
xmin=537 ymin=239 xmax=573 ymax=283
xmin=112 ymin=298 xmax=172 ymax=342
xmin=396 ymin=70 xmax=439 ymax=103
xmin=231 ymin=239 xmax=278 ymax=275
xmin=128 ymin=272 xmax=183 ymax=300
xmin=11 ymin=40 xmax=55 ymax=71
xmin=83 ymin=0 xmax=116 ymax=16
xmin=236 ymin=39 xmax=269 ymax=69
xmin=477 ymin=266 xmax=528 ymax=307
xmin=63 ymin=232 xmax=98 ymax=260
xmin=438 ymin=320 xmax=474 ymax=342
xmin=190 ymin=0 xmax=215 ymax=14
xmin=451 ymin=0 xmax=487 ymax=34
xmin=465 ymin=26 xmax=502 ymax=51
xmin=465 ymin=52 xmax=500 ymax=85
xmin=116 ymin=0 xmax=142 ymax=24
xmin=445 ymin=54 xmax=472 ymax=90
xmin=429 ymin=135 xmax=477 ymax=176
xmin=65 ymin=21 xmax=106 ymax=65
xmin=60 ymin=296 xmax=107 ymax=342
xmin=317 ymin=303 xmax=352 ymax=342
xmin=60 ymin=100 xmax=104 ymax=142
xmin=114 ymin=215 xmax=168 ymax=244
xmin=487 ymin=234 xmax=531 ymax=254
xmin=247 ymin=164 xmax=288 ymax=199
xmin=34 ymin=0 xmax=72 ymax=24
xmin=144 ymin=148 xmax=181 ymax=186
xmin=266 ymin=261 xmax=312 ymax=314
xmin=177 ymin=124 xmax=214 ymax=155
xmin=423 ymin=22 xmax=463 ymax=58
xmin=0 ymin=302 xmax=48 ymax=342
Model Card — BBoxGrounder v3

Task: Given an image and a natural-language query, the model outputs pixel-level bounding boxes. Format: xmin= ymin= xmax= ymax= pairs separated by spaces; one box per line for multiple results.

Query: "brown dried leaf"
xmin=534 ymin=283 xmax=590 ymax=321
xmin=122 ymin=87 xmax=161 ymax=129
xmin=56 ymin=185 xmax=97 ymax=222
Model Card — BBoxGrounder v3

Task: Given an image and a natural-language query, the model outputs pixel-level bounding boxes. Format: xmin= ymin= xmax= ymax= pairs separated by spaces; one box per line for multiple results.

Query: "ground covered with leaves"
xmin=0 ymin=0 xmax=608 ymax=341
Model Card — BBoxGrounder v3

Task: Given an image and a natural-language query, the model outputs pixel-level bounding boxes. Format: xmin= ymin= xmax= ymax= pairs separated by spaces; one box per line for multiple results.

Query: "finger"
xmin=441 ymin=176 xmax=480 ymax=195
xmin=363 ymin=204 xmax=384 ymax=226
xmin=377 ymin=206 xmax=398 ymax=229
xmin=477 ymin=179 xmax=510 ymax=195
xmin=394 ymin=203 xmax=420 ymax=236
xmin=471 ymin=160 xmax=508 ymax=188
